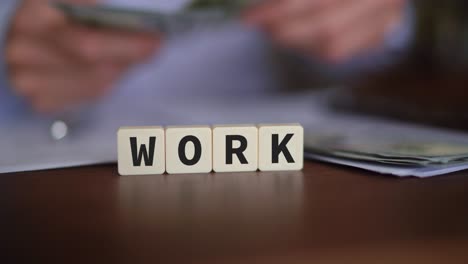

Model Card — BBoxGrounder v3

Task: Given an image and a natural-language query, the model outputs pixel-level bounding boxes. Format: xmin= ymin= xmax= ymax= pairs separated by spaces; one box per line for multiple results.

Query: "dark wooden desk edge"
xmin=3 ymin=160 xmax=468 ymax=180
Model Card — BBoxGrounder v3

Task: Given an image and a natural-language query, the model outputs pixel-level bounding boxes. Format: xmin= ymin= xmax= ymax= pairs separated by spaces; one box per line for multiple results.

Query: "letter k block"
xmin=258 ymin=124 xmax=304 ymax=171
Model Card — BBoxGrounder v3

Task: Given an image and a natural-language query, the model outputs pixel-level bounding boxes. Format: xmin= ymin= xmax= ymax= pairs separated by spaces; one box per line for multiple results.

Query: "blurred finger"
xmin=323 ymin=7 xmax=404 ymax=62
xmin=15 ymin=65 xmax=125 ymax=113
xmin=271 ymin=0 xmax=399 ymax=55
xmin=244 ymin=0 xmax=340 ymax=27
xmin=244 ymin=0 xmax=285 ymax=25
xmin=273 ymin=0 xmax=378 ymax=45
xmin=6 ymin=36 xmax=70 ymax=68
xmin=12 ymin=0 xmax=69 ymax=37
xmin=6 ymin=35 xmax=133 ymax=75
xmin=60 ymin=26 xmax=161 ymax=64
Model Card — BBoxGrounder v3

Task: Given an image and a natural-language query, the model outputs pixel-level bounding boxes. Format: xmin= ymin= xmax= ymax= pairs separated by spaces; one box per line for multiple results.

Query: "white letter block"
xmin=117 ymin=127 xmax=165 ymax=176
xmin=166 ymin=126 xmax=212 ymax=174
xmin=258 ymin=124 xmax=304 ymax=171
xmin=212 ymin=125 xmax=258 ymax=173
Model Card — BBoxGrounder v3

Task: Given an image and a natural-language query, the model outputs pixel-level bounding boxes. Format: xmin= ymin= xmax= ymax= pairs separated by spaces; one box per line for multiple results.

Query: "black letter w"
xmin=130 ymin=137 xmax=156 ymax=166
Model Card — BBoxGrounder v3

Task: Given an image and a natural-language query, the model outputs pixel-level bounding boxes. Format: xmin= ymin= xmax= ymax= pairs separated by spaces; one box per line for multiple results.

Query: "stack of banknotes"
xmin=305 ymin=133 xmax=468 ymax=167
xmin=53 ymin=0 xmax=264 ymax=34
xmin=304 ymin=123 xmax=468 ymax=178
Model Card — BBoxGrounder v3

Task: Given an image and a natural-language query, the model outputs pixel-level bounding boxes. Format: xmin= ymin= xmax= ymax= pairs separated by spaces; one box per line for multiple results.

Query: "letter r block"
xmin=258 ymin=124 xmax=304 ymax=171
xmin=213 ymin=125 xmax=258 ymax=173
xmin=166 ymin=126 xmax=212 ymax=174
xmin=117 ymin=127 xmax=165 ymax=176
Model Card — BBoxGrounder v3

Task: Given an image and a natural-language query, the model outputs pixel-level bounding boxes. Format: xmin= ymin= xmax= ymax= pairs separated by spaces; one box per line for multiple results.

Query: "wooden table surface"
xmin=2 ymin=161 xmax=468 ymax=263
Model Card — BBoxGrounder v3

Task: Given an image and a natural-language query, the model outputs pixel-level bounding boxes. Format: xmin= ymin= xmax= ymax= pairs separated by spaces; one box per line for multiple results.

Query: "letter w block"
xmin=118 ymin=127 xmax=165 ymax=176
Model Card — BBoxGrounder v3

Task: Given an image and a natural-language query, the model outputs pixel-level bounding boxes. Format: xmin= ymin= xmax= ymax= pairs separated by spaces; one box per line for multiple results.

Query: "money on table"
xmin=305 ymin=131 xmax=468 ymax=167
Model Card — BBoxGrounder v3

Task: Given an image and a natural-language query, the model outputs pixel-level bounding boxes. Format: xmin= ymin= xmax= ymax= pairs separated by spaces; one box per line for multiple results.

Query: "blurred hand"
xmin=6 ymin=0 xmax=161 ymax=114
xmin=245 ymin=0 xmax=406 ymax=63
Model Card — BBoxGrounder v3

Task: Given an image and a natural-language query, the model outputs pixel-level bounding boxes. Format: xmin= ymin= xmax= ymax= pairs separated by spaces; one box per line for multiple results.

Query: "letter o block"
xmin=258 ymin=124 xmax=304 ymax=171
xmin=166 ymin=126 xmax=212 ymax=174
xmin=213 ymin=125 xmax=258 ymax=173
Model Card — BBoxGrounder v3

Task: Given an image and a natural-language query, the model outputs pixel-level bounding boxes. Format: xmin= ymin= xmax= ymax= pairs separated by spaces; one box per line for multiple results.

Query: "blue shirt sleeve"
xmin=0 ymin=0 xmax=25 ymax=120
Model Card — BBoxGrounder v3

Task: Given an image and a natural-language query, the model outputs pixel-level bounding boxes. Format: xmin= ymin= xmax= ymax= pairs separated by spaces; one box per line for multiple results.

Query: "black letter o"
xmin=178 ymin=136 xmax=202 ymax=166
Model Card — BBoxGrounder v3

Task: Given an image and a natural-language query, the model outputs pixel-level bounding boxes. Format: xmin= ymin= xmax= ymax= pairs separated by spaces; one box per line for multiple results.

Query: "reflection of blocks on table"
xmin=117 ymin=124 xmax=303 ymax=176
xmin=117 ymin=127 xmax=165 ymax=176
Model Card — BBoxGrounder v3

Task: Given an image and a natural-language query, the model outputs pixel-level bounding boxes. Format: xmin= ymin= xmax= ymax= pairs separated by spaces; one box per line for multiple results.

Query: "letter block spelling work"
xmin=117 ymin=124 xmax=303 ymax=175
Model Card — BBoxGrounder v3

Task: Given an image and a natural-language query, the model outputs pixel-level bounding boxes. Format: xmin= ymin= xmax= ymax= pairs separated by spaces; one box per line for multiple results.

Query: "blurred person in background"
xmin=0 ymin=0 xmax=409 ymax=120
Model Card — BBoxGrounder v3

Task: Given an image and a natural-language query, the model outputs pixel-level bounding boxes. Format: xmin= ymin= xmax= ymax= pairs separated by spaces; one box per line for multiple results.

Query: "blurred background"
xmin=329 ymin=0 xmax=468 ymax=130
xmin=3 ymin=0 xmax=468 ymax=172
